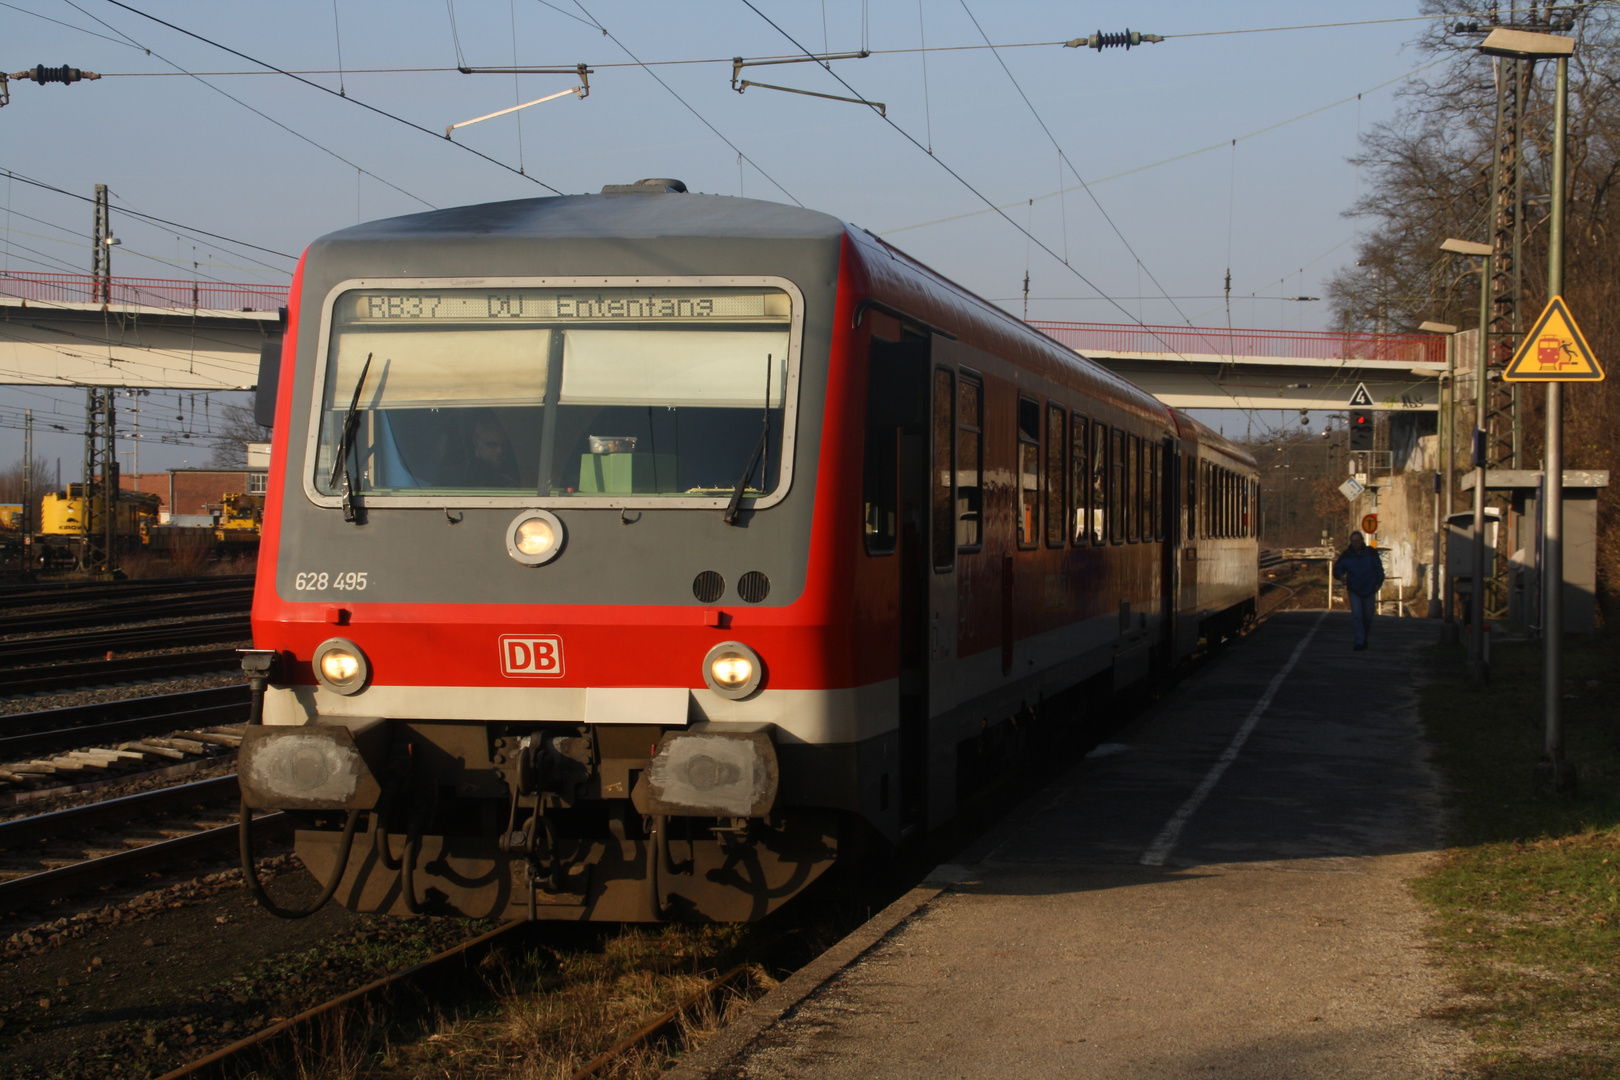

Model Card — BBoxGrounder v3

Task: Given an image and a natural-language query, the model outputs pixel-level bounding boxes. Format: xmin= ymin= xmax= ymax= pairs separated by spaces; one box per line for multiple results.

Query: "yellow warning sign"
xmin=1503 ymin=296 xmax=1605 ymax=382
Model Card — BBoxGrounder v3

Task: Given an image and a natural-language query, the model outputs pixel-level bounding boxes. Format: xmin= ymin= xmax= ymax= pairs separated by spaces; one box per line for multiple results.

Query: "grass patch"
xmin=1416 ymin=627 xmax=1620 ymax=1076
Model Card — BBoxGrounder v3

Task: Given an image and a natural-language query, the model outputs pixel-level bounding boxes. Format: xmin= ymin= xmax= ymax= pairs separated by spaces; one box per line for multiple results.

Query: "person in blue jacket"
xmin=1334 ymin=531 xmax=1386 ymax=650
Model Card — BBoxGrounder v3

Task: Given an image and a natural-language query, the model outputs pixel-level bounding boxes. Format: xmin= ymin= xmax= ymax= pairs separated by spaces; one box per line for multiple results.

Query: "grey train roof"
xmin=309 ymin=191 xmax=849 ymax=249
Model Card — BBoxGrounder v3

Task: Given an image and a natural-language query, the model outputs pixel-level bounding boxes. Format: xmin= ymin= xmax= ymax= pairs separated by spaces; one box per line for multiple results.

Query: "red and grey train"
xmin=239 ymin=178 xmax=1259 ymax=922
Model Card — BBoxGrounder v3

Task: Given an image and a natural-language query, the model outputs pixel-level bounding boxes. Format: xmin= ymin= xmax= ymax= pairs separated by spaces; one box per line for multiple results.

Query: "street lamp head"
xmin=1419 ymin=321 xmax=1459 ymax=334
xmin=1478 ymin=28 xmax=1574 ymax=60
xmin=1440 ymin=237 xmax=1493 ymax=257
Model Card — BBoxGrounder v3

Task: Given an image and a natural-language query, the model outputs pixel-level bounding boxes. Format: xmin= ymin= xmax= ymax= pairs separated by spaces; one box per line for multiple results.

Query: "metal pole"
xmin=1443 ymin=332 xmax=1456 ymax=625
xmin=104 ymin=387 xmax=117 ymax=578
xmin=1429 ymin=471 xmax=1443 ymax=617
xmin=1543 ymin=54 xmax=1569 ymax=789
xmin=21 ymin=409 xmax=31 ymax=538
xmin=1469 ymin=256 xmax=1492 ymax=678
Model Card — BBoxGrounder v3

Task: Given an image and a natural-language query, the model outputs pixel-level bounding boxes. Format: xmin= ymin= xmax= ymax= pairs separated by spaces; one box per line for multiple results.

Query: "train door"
xmin=866 ymin=335 xmax=931 ymax=836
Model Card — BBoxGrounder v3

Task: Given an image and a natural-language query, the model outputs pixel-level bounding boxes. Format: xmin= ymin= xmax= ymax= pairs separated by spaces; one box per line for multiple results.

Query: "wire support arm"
xmin=730 ymin=50 xmax=868 ymax=89
xmin=736 ymin=79 xmax=884 ymax=115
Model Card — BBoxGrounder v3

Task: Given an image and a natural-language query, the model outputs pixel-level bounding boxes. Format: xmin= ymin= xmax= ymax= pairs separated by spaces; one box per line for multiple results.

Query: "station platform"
xmin=667 ymin=612 xmax=1467 ymax=1079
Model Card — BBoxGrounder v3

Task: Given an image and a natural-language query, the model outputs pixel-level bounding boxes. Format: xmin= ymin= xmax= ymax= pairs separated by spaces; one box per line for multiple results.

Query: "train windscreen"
xmin=312 ymin=286 xmax=792 ymax=501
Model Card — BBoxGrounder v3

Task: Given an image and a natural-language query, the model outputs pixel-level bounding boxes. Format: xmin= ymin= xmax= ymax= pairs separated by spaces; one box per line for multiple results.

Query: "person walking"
xmin=1334 ymin=531 xmax=1386 ymax=651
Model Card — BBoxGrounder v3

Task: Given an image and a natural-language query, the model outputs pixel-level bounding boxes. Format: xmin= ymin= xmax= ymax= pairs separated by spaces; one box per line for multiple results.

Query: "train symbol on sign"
xmin=499 ymin=635 xmax=565 ymax=677
xmin=1536 ymin=336 xmax=1578 ymax=370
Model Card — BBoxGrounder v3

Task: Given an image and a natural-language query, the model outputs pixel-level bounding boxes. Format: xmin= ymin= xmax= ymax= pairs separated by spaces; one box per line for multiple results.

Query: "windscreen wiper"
xmin=329 ymin=352 xmax=373 ymax=524
xmin=723 ymin=354 xmax=772 ymax=526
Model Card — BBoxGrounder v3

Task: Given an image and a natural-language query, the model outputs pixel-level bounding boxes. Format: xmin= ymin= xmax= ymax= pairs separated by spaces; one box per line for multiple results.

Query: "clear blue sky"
xmin=2 ymin=1 xmax=1442 ymax=473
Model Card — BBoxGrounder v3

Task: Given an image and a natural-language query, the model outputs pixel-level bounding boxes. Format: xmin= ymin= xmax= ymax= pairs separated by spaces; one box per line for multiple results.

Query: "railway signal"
xmin=1349 ymin=410 xmax=1373 ymax=450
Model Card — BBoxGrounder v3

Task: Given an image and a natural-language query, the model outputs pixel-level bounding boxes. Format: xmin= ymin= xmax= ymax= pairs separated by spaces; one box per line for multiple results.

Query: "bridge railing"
xmin=0 ymin=271 xmax=287 ymax=313
xmin=1029 ymin=320 xmax=1445 ymax=366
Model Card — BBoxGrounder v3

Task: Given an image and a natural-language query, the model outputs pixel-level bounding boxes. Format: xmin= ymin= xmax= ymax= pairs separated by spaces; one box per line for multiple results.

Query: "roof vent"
xmin=600 ymin=177 xmax=688 ymax=195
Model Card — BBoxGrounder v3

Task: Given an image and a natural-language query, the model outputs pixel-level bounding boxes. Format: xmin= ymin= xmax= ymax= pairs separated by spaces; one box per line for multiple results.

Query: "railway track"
xmin=0 ymin=689 xmax=249 ymax=764
xmin=0 ymin=573 xmax=253 ymax=608
xmin=0 ymin=613 xmax=251 ymax=667
xmin=0 ymin=774 xmax=286 ymax=914
xmin=0 ymin=647 xmax=245 ymax=696
xmin=0 ymin=587 xmax=253 ymax=636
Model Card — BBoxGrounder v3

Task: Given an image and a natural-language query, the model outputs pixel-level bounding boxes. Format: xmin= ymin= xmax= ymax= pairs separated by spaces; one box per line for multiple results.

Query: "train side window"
xmin=862 ymin=424 xmax=897 ymax=556
xmin=1126 ymin=435 xmax=1140 ymax=542
xmin=1229 ymin=470 xmax=1237 ymax=538
xmin=931 ymin=368 xmax=956 ymax=572
xmin=1044 ymin=403 xmax=1066 ymax=548
xmin=1151 ymin=443 xmax=1163 ymax=541
xmin=1148 ymin=443 xmax=1158 ymax=541
xmin=956 ymin=374 xmax=983 ymax=551
xmin=1185 ymin=452 xmax=1197 ymax=540
xmin=1070 ymin=411 xmax=1088 ymax=545
xmin=1091 ymin=419 xmax=1107 ymax=544
xmin=1017 ymin=397 xmax=1040 ymax=548
xmin=1222 ymin=467 xmax=1230 ymax=538
xmin=1200 ymin=461 xmax=1211 ymax=538
xmin=1109 ymin=427 xmax=1126 ymax=544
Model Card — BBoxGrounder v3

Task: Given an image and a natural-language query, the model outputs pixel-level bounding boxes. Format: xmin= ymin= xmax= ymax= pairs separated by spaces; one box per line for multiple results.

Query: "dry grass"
xmin=265 ymin=921 xmax=781 ymax=1080
xmin=119 ymin=542 xmax=256 ymax=579
xmin=1416 ymin=630 xmax=1620 ymax=1077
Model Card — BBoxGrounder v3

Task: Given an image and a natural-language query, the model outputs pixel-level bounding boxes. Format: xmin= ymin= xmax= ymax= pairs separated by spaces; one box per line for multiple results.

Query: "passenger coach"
xmin=239 ymin=179 xmax=1258 ymax=922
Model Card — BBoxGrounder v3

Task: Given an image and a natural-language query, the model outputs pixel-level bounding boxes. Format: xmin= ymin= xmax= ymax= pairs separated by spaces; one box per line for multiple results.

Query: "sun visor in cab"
xmin=255 ymin=336 xmax=282 ymax=427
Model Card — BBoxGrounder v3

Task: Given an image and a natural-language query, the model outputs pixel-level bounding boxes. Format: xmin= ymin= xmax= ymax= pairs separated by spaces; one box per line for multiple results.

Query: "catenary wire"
xmin=955 ymin=0 xmax=1206 ymax=338
xmin=882 ymin=55 xmax=1451 ymax=237
xmin=565 ymin=0 xmax=803 ymax=207
xmin=99 ymin=0 xmax=567 ymax=196
xmin=59 ymin=0 xmax=438 ymax=211
xmin=735 ymin=1 xmax=1267 ymax=426
xmin=2 ymin=170 xmax=296 ymax=265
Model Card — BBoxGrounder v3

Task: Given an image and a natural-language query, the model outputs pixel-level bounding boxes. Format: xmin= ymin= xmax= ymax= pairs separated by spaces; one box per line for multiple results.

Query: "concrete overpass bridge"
xmin=0 ymin=275 xmax=1448 ymax=412
xmin=0 ymin=272 xmax=283 ymax=390
xmin=1031 ymin=320 xmax=1446 ymax=413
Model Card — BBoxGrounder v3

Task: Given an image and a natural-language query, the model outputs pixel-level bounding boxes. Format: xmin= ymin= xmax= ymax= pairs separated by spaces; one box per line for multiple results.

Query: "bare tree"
xmin=0 ymin=457 xmax=53 ymax=504
xmin=1334 ymin=1 xmax=1620 ymax=613
xmin=208 ymin=393 xmax=269 ymax=468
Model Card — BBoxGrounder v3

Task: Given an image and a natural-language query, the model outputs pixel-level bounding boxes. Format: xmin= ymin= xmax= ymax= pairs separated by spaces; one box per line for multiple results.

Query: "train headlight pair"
xmin=506 ymin=509 xmax=564 ymax=566
xmin=313 ymin=638 xmax=368 ymax=695
xmin=704 ymin=641 xmax=764 ymax=699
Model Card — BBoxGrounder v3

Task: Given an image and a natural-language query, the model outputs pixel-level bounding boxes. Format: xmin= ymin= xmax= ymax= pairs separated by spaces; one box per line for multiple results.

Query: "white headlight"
xmin=319 ymin=650 xmax=361 ymax=684
xmin=515 ymin=517 xmax=555 ymax=556
xmin=506 ymin=509 xmax=565 ymax=566
xmin=710 ymin=653 xmax=753 ymax=688
xmin=702 ymin=641 xmax=764 ymax=699
xmin=312 ymin=638 xmax=369 ymax=695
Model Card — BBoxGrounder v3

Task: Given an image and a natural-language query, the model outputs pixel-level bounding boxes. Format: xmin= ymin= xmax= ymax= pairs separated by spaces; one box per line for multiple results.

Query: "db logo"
xmin=499 ymin=635 xmax=565 ymax=678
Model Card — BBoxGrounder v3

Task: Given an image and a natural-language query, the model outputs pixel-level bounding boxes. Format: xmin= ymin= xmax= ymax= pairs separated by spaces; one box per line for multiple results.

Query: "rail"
xmin=1029 ymin=320 xmax=1446 ymax=366
xmin=0 ymin=271 xmax=286 ymax=313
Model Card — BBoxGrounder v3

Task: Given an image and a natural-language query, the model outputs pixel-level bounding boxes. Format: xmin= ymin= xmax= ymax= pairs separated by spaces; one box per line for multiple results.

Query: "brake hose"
xmin=238 ymin=799 xmax=361 ymax=920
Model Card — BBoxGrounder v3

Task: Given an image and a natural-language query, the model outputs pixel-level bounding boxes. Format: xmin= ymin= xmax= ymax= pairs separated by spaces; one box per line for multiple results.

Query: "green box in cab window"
xmin=578 ymin=453 xmax=679 ymax=494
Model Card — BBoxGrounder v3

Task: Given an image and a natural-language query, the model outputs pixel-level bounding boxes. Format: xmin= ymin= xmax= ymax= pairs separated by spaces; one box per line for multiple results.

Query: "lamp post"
xmin=1440 ymin=239 xmax=1494 ymax=679
xmin=1419 ymin=320 xmax=1458 ymax=620
xmin=1478 ymin=27 xmax=1577 ymax=791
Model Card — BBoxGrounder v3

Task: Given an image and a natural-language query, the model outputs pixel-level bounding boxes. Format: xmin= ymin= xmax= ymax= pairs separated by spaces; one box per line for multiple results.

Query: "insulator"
xmin=1065 ymin=30 xmax=1162 ymax=52
xmin=17 ymin=65 xmax=98 ymax=85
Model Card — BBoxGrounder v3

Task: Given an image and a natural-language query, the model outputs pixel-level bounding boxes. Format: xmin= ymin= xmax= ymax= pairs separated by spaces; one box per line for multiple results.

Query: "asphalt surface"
xmin=698 ymin=612 xmax=1467 ymax=1079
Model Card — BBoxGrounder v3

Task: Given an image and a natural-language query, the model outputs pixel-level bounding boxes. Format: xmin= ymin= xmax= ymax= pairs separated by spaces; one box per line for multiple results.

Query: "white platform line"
xmin=1140 ymin=610 xmax=1329 ymax=867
